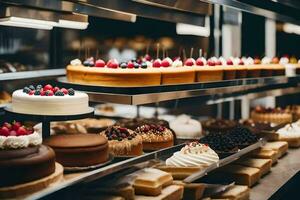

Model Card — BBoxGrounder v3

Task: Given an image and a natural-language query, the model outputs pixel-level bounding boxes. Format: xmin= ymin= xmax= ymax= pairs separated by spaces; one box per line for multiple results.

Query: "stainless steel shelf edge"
xmin=183 ymin=138 xmax=266 ymax=183
xmin=0 ymin=69 xmax=65 ymax=82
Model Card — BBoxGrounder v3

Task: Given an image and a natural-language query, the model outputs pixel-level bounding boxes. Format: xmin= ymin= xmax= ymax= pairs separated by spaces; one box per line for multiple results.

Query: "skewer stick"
xmin=156 ymin=43 xmax=160 ymax=59
xmin=190 ymin=47 xmax=194 ymax=58
xmin=183 ymin=48 xmax=187 ymax=61
xmin=96 ymin=49 xmax=99 ymax=60
xmin=199 ymin=49 xmax=202 ymax=58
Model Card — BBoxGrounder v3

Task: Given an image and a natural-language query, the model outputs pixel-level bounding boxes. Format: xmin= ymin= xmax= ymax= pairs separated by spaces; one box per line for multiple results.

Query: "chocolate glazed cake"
xmin=44 ymin=134 xmax=109 ymax=167
xmin=0 ymin=145 xmax=55 ymax=187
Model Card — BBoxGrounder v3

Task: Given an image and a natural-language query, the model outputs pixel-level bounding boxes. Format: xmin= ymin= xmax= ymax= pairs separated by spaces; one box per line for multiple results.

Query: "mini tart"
xmin=251 ymin=107 xmax=292 ymax=125
xmin=135 ymin=124 xmax=174 ymax=151
xmin=67 ymin=65 xmax=161 ymax=87
xmin=100 ymin=126 xmax=143 ymax=157
xmin=235 ymin=65 xmax=248 ymax=79
xmin=160 ymin=67 xmax=195 ymax=85
xmin=246 ymin=65 xmax=261 ymax=78
xmin=222 ymin=65 xmax=237 ymax=80
xmin=194 ymin=66 xmax=224 ymax=82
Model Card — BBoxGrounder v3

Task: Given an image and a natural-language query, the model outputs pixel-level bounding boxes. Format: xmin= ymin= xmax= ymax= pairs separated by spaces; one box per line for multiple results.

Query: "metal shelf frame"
xmin=57 ymin=75 xmax=300 ymax=105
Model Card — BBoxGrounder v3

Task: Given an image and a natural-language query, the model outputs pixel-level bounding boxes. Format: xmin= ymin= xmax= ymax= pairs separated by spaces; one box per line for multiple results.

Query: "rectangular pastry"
xmin=251 ymin=149 xmax=278 ymax=165
xmin=173 ymin=180 xmax=205 ymax=200
xmin=84 ymin=194 xmax=125 ymax=200
xmin=133 ymin=168 xmax=173 ymax=196
xmin=135 ymin=184 xmax=184 ymax=200
xmin=212 ymin=185 xmax=250 ymax=200
xmin=155 ymin=165 xmax=203 ymax=180
xmin=86 ymin=185 xmax=134 ymax=200
xmin=262 ymin=141 xmax=288 ymax=158
xmin=235 ymin=158 xmax=272 ymax=176
xmin=218 ymin=165 xmax=261 ymax=187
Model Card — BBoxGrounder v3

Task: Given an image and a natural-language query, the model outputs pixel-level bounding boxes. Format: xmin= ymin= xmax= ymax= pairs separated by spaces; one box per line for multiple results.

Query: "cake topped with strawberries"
xmin=12 ymin=84 xmax=90 ymax=115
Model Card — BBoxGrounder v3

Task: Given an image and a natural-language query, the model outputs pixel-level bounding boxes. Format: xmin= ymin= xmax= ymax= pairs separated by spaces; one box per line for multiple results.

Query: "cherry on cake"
xmin=12 ymin=84 xmax=90 ymax=115
xmin=0 ymin=121 xmax=56 ymax=187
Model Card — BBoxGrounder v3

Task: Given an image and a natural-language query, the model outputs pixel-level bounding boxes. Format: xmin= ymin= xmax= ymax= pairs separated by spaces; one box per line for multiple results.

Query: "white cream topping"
xmin=172 ymin=59 xmax=183 ymax=67
xmin=165 ymin=57 xmax=173 ymax=65
xmin=262 ymin=57 xmax=271 ymax=64
xmin=0 ymin=132 xmax=42 ymax=149
xmin=277 ymin=124 xmax=300 ymax=139
xmin=70 ymin=58 xmax=82 ymax=66
xmin=246 ymin=57 xmax=254 ymax=65
xmin=166 ymin=142 xmax=219 ymax=167
xmin=146 ymin=61 xmax=153 ymax=68
xmin=219 ymin=57 xmax=227 ymax=65
xmin=198 ymin=57 xmax=207 ymax=65
xmin=280 ymin=57 xmax=289 ymax=65
xmin=170 ymin=115 xmax=202 ymax=139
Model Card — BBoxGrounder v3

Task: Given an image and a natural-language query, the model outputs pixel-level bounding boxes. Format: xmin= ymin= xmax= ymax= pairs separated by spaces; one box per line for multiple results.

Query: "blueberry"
xmin=120 ymin=62 xmax=127 ymax=69
xmin=141 ymin=62 xmax=147 ymax=69
xmin=133 ymin=62 xmax=140 ymax=69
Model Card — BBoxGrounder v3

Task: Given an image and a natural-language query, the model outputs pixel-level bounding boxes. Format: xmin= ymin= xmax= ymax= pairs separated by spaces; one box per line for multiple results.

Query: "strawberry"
xmin=12 ymin=121 xmax=21 ymax=131
xmin=3 ymin=122 xmax=12 ymax=130
xmin=61 ymin=88 xmax=68 ymax=95
xmin=29 ymin=90 xmax=35 ymax=95
xmin=17 ymin=127 xmax=28 ymax=136
xmin=153 ymin=59 xmax=161 ymax=68
xmin=161 ymin=59 xmax=170 ymax=67
xmin=226 ymin=59 xmax=233 ymax=65
xmin=53 ymin=86 xmax=60 ymax=93
xmin=9 ymin=130 xmax=17 ymax=136
xmin=196 ymin=58 xmax=204 ymax=66
xmin=184 ymin=58 xmax=195 ymax=66
xmin=127 ymin=61 xmax=134 ymax=69
xmin=44 ymin=84 xmax=53 ymax=91
xmin=0 ymin=127 xmax=9 ymax=136
xmin=40 ymin=90 xmax=45 ymax=96
xmin=95 ymin=59 xmax=106 ymax=67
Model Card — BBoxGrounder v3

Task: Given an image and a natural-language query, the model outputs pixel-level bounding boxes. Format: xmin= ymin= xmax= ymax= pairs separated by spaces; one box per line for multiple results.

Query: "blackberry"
xmin=45 ymin=91 xmax=50 ymax=96
xmin=133 ymin=62 xmax=140 ymax=69
xmin=118 ymin=138 xmax=123 ymax=141
xmin=34 ymin=90 xmax=41 ymax=96
xmin=36 ymin=85 xmax=43 ymax=90
xmin=23 ymin=87 xmax=31 ymax=94
xmin=141 ymin=62 xmax=147 ymax=69
xmin=55 ymin=90 xmax=64 ymax=96
xmin=28 ymin=85 xmax=35 ymax=90
xmin=68 ymin=88 xmax=75 ymax=96
xmin=83 ymin=60 xmax=90 ymax=66
xmin=120 ymin=62 xmax=127 ymax=69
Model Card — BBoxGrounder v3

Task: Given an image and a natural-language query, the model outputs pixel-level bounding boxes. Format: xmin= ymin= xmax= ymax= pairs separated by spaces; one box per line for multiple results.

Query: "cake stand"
xmin=4 ymin=106 xmax=94 ymax=138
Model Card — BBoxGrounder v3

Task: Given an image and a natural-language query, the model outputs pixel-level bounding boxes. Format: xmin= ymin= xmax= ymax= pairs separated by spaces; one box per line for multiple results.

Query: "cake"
xmin=0 ymin=121 xmax=55 ymax=187
xmin=202 ymin=118 xmax=237 ymax=133
xmin=67 ymin=58 xmax=161 ymax=87
xmin=44 ymin=133 xmax=109 ymax=167
xmin=251 ymin=149 xmax=278 ymax=165
xmin=272 ymin=57 xmax=285 ymax=76
xmin=115 ymin=118 xmax=170 ymax=130
xmin=169 ymin=115 xmax=202 ymax=139
xmin=232 ymin=57 xmax=248 ymax=79
xmin=285 ymin=105 xmax=300 ymax=121
xmin=226 ymin=125 xmax=258 ymax=148
xmin=173 ymin=181 xmax=205 ymax=200
xmin=251 ymin=106 xmax=293 ymax=125
xmin=161 ymin=142 xmax=219 ymax=179
xmin=212 ymin=185 xmax=250 ymax=200
xmin=244 ymin=57 xmax=261 ymax=78
xmin=133 ymin=168 xmax=173 ymax=196
xmin=12 ymin=84 xmax=90 ymax=115
xmin=135 ymin=124 xmax=174 ymax=151
xmin=221 ymin=58 xmax=237 ymax=80
xmin=51 ymin=121 xmax=87 ymax=135
xmin=276 ymin=123 xmax=300 ymax=147
xmin=194 ymin=58 xmax=224 ymax=82
xmin=260 ymin=57 xmax=276 ymax=77
xmin=100 ymin=126 xmax=143 ymax=156
xmin=235 ymin=158 xmax=272 ymax=176
xmin=261 ymin=141 xmax=288 ymax=158
xmin=134 ymin=184 xmax=184 ymax=200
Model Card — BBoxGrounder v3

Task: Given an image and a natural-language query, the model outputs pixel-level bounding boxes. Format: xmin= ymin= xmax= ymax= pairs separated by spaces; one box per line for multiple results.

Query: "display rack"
xmin=57 ymin=75 xmax=300 ymax=105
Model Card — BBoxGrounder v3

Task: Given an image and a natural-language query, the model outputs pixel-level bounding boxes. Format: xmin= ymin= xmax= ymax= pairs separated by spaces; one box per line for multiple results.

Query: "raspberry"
xmin=61 ymin=88 xmax=68 ymax=95
xmin=53 ymin=86 xmax=60 ymax=93
xmin=68 ymin=88 xmax=75 ymax=95
xmin=9 ymin=130 xmax=17 ymax=136
xmin=44 ymin=84 xmax=53 ymax=91
xmin=0 ymin=127 xmax=9 ymax=136
xmin=3 ymin=122 xmax=12 ymax=130
xmin=29 ymin=90 xmax=35 ymax=95
xmin=40 ymin=90 xmax=45 ymax=96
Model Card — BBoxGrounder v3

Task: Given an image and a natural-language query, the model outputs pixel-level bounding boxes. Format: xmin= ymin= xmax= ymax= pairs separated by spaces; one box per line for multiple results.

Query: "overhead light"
xmin=282 ymin=23 xmax=300 ymax=35
xmin=176 ymin=17 xmax=210 ymax=37
xmin=55 ymin=13 xmax=89 ymax=29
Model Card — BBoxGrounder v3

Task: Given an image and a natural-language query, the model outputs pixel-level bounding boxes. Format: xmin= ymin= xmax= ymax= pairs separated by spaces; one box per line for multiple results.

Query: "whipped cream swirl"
xmin=277 ymin=123 xmax=300 ymax=139
xmin=0 ymin=132 xmax=42 ymax=149
xmin=166 ymin=142 xmax=219 ymax=167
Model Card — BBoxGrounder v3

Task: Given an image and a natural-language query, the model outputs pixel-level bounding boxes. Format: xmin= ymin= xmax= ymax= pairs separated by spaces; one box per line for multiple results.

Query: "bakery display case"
xmin=1 ymin=0 xmax=300 ymax=200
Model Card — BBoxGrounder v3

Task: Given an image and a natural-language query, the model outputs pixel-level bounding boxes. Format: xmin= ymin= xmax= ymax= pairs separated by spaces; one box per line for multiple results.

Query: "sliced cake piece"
xmin=135 ymin=184 xmax=184 ymax=200
xmin=173 ymin=180 xmax=205 ymax=200
xmin=262 ymin=141 xmax=288 ymax=158
xmin=251 ymin=149 xmax=278 ymax=165
xmin=235 ymin=158 xmax=272 ymax=176
xmin=212 ymin=185 xmax=250 ymax=200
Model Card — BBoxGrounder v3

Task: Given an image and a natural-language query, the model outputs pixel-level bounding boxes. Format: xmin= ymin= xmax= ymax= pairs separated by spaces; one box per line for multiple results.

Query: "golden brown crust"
xmin=194 ymin=66 xmax=223 ymax=82
xmin=160 ymin=68 xmax=195 ymax=85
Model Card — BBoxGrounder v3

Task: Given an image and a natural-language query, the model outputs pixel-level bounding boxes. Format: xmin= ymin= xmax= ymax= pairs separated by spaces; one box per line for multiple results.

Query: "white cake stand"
xmin=4 ymin=106 xmax=94 ymax=138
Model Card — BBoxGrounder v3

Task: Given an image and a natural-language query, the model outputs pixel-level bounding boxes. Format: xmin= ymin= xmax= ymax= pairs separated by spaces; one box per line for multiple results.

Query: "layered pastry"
xmin=260 ymin=57 xmax=277 ymax=77
xmin=160 ymin=57 xmax=195 ymax=85
xmin=100 ymin=126 xmax=143 ymax=156
xmin=44 ymin=134 xmax=109 ymax=167
xmin=202 ymin=118 xmax=237 ymax=133
xmin=212 ymin=185 xmax=250 ymax=200
xmin=116 ymin=117 xmax=170 ymax=130
xmin=135 ymin=124 xmax=174 ymax=151
xmin=272 ymin=57 xmax=285 ymax=76
xmin=161 ymin=142 xmax=219 ymax=179
xmin=133 ymin=168 xmax=173 ymax=196
xmin=169 ymin=115 xmax=202 ymax=139
xmin=219 ymin=57 xmax=237 ymax=80
xmin=243 ymin=57 xmax=261 ymax=78
xmin=0 ymin=121 xmax=55 ymax=187
xmin=276 ymin=123 xmax=300 ymax=147
xmin=67 ymin=58 xmax=161 ymax=87
xmin=232 ymin=57 xmax=248 ymax=79
xmin=0 ymin=91 xmax=11 ymax=104
xmin=73 ymin=118 xmax=115 ymax=133
xmin=250 ymin=106 xmax=292 ymax=124
xmin=218 ymin=164 xmax=261 ymax=187
xmin=235 ymin=158 xmax=272 ymax=176
xmin=261 ymin=141 xmax=288 ymax=158
xmin=134 ymin=184 xmax=184 ymax=200
xmin=12 ymin=84 xmax=90 ymax=115
xmin=194 ymin=58 xmax=224 ymax=82
xmin=200 ymin=132 xmax=239 ymax=154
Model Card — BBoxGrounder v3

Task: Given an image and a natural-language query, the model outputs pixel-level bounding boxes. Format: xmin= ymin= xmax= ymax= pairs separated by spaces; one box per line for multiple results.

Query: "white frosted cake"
xmin=12 ymin=84 xmax=90 ymax=115
xmin=170 ymin=115 xmax=202 ymax=139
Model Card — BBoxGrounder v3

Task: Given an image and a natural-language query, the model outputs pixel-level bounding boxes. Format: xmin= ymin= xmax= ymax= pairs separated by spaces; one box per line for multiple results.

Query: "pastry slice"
xmin=85 ymin=195 xmax=125 ymax=200
xmin=155 ymin=165 xmax=204 ymax=180
xmin=218 ymin=165 xmax=261 ymax=187
xmin=86 ymin=185 xmax=134 ymax=200
xmin=278 ymin=137 xmax=300 ymax=148
xmin=262 ymin=141 xmax=288 ymax=158
xmin=250 ymin=149 xmax=278 ymax=165
xmin=173 ymin=180 xmax=205 ymax=200
xmin=235 ymin=158 xmax=272 ymax=176
xmin=134 ymin=184 xmax=184 ymax=200
xmin=133 ymin=168 xmax=173 ymax=196
xmin=212 ymin=185 xmax=250 ymax=200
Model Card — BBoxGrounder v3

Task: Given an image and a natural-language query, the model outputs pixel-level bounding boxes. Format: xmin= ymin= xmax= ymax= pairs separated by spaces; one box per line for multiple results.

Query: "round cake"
xmin=44 ymin=134 xmax=109 ymax=167
xmin=277 ymin=123 xmax=300 ymax=147
xmin=100 ymin=126 xmax=143 ymax=156
xmin=115 ymin=117 xmax=170 ymax=130
xmin=169 ymin=115 xmax=202 ymax=139
xmin=12 ymin=84 xmax=90 ymax=115
xmin=135 ymin=124 xmax=174 ymax=151
xmin=251 ymin=106 xmax=292 ymax=125
xmin=202 ymin=119 xmax=237 ymax=133
xmin=0 ymin=121 xmax=55 ymax=187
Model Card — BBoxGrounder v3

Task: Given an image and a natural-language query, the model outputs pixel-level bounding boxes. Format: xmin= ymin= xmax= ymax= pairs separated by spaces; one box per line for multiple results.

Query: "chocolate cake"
xmin=202 ymin=119 xmax=237 ymax=133
xmin=44 ymin=134 xmax=109 ymax=167
xmin=115 ymin=117 xmax=170 ymax=130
